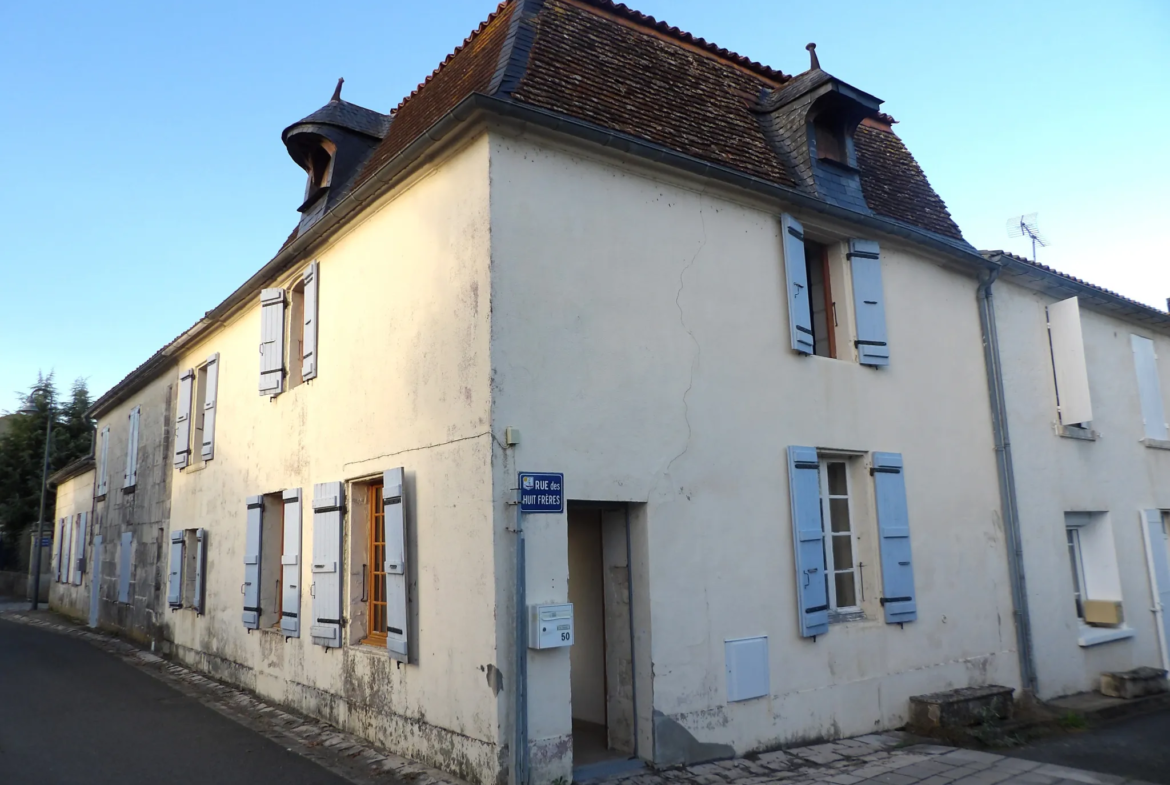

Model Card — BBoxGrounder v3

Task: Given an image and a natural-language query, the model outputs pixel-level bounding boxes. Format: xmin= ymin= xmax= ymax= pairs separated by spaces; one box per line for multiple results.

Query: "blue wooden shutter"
xmin=124 ymin=406 xmax=141 ymax=488
xmin=787 ymin=446 xmax=829 ymax=637
xmin=302 ymin=262 xmax=319 ymax=382
xmin=200 ymin=354 xmax=220 ymax=461
xmin=873 ymin=452 xmax=917 ymax=623
xmin=243 ymin=496 xmax=263 ymax=629
xmin=193 ymin=529 xmax=207 ymax=615
xmin=383 ymin=468 xmax=408 ymax=659
xmin=849 ymin=240 xmax=889 ymax=367
xmin=118 ymin=532 xmax=133 ymax=603
xmin=74 ymin=511 xmax=88 ymax=581
xmin=175 ymin=370 xmax=195 ymax=468
xmin=97 ymin=426 xmax=110 ymax=496
xmin=311 ymin=482 xmax=344 ymax=648
xmin=168 ymin=531 xmax=184 ymax=608
xmin=782 ymin=214 xmax=814 ymax=355
xmin=259 ymin=289 xmax=286 ymax=395
xmin=281 ymin=488 xmax=302 ymax=637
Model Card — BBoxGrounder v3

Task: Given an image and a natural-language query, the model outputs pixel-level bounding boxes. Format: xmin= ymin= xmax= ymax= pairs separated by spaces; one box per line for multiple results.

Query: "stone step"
xmin=908 ymin=685 xmax=1015 ymax=732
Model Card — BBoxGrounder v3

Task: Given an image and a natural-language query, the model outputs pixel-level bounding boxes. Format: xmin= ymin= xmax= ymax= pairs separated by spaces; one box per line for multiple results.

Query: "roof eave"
xmin=49 ymin=455 xmax=95 ymax=487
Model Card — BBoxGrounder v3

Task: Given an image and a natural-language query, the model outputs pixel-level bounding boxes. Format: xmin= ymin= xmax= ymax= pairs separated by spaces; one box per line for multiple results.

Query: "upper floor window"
xmin=258 ymin=261 xmax=320 ymax=397
xmin=1047 ymin=297 xmax=1093 ymax=429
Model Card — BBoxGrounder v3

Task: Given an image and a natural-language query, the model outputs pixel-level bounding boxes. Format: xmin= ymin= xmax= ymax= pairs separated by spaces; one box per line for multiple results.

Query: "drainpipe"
xmin=977 ymin=268 xmax=1038 ymax=696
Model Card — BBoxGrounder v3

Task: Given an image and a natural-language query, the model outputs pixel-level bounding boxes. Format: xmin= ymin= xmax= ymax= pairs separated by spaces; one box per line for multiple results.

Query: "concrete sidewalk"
xmin=0 ymin=607 xmax=1155 ymax=785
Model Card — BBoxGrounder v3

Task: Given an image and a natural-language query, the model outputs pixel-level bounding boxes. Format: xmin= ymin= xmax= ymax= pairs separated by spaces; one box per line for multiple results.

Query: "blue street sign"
xmin=519 ymin=472 xmax=564 ymax=514
xmin=40 ymin=538 xmax=51 ymax=547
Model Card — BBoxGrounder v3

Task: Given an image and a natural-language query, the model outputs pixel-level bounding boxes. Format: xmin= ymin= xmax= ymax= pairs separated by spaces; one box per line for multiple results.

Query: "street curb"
xmin=0 ymin=609 xmax=471 ymax=785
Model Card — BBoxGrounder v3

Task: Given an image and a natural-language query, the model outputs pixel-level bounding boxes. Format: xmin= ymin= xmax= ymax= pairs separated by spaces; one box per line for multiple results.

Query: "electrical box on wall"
xmin=528 ymin=603 xmax=574 ymax=649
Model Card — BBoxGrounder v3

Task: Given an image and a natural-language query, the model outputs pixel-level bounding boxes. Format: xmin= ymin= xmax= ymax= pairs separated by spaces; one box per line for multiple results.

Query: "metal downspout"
xmin=978 ymin=269 xmax=1038 ymax=695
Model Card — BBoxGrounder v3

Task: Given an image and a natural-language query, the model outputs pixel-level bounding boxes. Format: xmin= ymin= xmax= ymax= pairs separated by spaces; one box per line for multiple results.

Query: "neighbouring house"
xmin=51 ymin=2 xmax=1170 ymax=785
xmin=47 ymin=456 xmax=94 ymax=611
xmin=982 ymin=250 xmax=1170 ymax=697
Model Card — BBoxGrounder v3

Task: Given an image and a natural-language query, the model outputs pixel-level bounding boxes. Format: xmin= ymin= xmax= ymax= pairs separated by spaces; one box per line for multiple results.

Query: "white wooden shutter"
xmin=849 ymin=239 xmax=890 ymax=367
xmin=54 ymin=518 xmax=65 ymax=582
xmin=781 ymin=214 xmax=814 ymax=355
xmin=311 ymin=482 xmax=344 ymax=648
xmin=193 ymin=529 xmax=207 ymax=615
xmin=63 ymin=517 xmax=75 ymax=584
xmin=1141 ymin=510 xmax=1170 ymax=672
xmin=74 ymin=511 xmax=88 ymax=582
xmin=383 ymin=468 xmax=408 ymax=659
xmin=243 ymin=497 xmax=263 ymax=629
xmin=168 ymin=531 xmax=184 ymax=608
xmin=200 ymin=354 xmax=220 ymax=461
xmin=1048 ymin=297 xmax=1093 ymax=425
xmin=1132 ymin=335 xmax=1169 ymax=441
xmin=123 ymin=406 xmax=141 ymax=488
xmin=259 ymin=288 xmax=286 ymax=395
xmin=281 ymin=488 xmax=303 ymax=637
xmin=302 ymin=262 xmax=319 ymax=381
xmin=175 ymin=370 xmax=195 ymax=468
xmin=118 ymin=532 xmax=133 ymax=603
xmin=97 ymin=427 xmax=110 ymax=496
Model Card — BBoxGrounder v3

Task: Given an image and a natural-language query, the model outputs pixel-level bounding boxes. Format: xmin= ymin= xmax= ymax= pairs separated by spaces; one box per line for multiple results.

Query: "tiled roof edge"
xmin=49 ymin=455 xmax=95 ymax=487
xmin=488 ymin=0 xmax=546 ymax=96
xmin=984 ymin=250 xmax=1170 ymax=329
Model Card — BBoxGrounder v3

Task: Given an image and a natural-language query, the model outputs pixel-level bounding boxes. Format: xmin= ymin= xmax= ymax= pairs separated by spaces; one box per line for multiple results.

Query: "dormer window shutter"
xmin=259 ymin=289 xmax=286 ymax=395
xmin=849 ymin=239 xmax=889 ymax=367
xmin=175 ymin=370 xmax=195 ymax=469
xmin=302 ymin=262 xmax=319 ymax=382
xmin=781 ymin=214 xmax=814 ymax=355
xmin=201 ymin=353 xmax=220 ymax=460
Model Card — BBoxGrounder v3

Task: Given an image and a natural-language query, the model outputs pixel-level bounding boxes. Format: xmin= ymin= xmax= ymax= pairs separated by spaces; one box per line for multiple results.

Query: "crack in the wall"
xmin=343 ymin=430 xmax=492 ymax=469
xmin=664 ymin=194 xmax=707 ymax=480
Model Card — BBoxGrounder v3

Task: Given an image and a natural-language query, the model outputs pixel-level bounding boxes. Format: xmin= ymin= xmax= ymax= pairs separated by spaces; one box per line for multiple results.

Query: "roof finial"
xmin=331 ymin=77 xmax=344 ymax=102
xmin=806 ymin=43 xmax=820 ymax=70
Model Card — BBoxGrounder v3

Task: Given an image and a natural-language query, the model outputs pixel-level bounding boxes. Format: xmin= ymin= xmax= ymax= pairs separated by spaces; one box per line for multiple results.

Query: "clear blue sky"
xmin=2 ymin=1 xmax=1167 ymax=412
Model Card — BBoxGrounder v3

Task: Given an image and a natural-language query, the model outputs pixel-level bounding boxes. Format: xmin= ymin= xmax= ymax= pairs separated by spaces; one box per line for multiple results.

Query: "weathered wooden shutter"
xmin=175 ymin=369 xmax=195 ymax=468
xmin=243 ymin=496 xmax=263 ymax=629
xmin=97 ymin=426 xmax=110 ymax=496
xmin=849 ymin=239 xmax=889 ymax=367
xmin=383 ymin=468 xmax=408 ymax=658
xmin=873 ymin=452 xmax=917 ymax=623
xmin=62 ymin=517 xmax=74 ymax=584
xmin=1132 ymin=335 xmax=1168 ymax=441
xmin=1141 ymin=510 xmax=1170 ymax=671
xmin=281 ymin=488 xmax=303 ymax=637
xmin=311 ymin=482 xmax=344 ymax=648
xmin=259 ymin=288 xmax=286 ymax=395
xmin=123 ymin=406 xmax=141 ymax=488
xmin=74 ymin=511 xmax=88 ymax=582
xmin=787 ymin=446 xmax=828 ymax=637
xmin=193 ymin=529 xmax=207 ymax=615
xmin=168 ymin=531 xmax=184 ymax=608
xmin=1047 ymin=297 xmax=1093 ymax=425
xmin=302 ymin=262 xmax=319 ymax=382
xmin=200 ymin=354 xmax=220 ymax=461
xmin=118 ymin=531 xmax=133 ymax=603
xmin=54 ymin=518 xmax=65 ymax=582
xmin=781 ymin=214 xmax=814 ymax=355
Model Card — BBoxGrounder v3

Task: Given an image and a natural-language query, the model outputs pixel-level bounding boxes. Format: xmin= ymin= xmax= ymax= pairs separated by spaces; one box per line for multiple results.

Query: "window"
xmin=813 ymin=115 xmax=847 ymax=164
xmin=1066 ymin=526 xmax=1086 ymax=620
xmin=96 ymin=426 xmax=110 ymax=497
xmin=365 ymin=480 xmax=388 ymax=646
xmin=191 ymin=365 xmax=208 ymax=466
xmin=820 ymin=461 xmax=857 ymax=611
xmin=288 ymin=279 xmax=306 ymax=390
xmin=123 ymin=406 xmax=141 ymax=489
xmin=1063 ymin=512 xmax=1131 ymax=646
xmin=169 ymin=528 xmax=207 ymax=613
xmin=346 ymin=469 xmax=409 ymax=656
xmin=242 ymin=493 xmax=286 ymax=630
xmin=805 ymin=241 xmax=835 ymax=358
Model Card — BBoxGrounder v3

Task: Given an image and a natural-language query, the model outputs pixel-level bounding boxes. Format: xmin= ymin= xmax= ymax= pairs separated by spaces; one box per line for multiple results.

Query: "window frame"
xmin=190 ymin=361 xmax=210 ymax=466
xmin=362 ymin=480 xmax=388 ymax=647
xmin=804 ymin=240 xmax=837 ymax=359
xmin=819 ymin=457 xmax=860 ymax=615
xmin=1066 ymin=525 xmax=1087 ymax=621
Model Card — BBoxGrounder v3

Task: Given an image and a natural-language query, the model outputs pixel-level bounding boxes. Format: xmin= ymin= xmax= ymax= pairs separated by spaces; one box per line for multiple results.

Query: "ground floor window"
xmin=820 ymin=459 xmax=858 ymax=612
xmin=364 ymin=480 xmax=387 ymax=646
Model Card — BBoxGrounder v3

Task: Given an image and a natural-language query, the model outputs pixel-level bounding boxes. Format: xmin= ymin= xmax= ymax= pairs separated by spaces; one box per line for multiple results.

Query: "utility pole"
xmin=28 ymin=405 xmax=53 ymax=611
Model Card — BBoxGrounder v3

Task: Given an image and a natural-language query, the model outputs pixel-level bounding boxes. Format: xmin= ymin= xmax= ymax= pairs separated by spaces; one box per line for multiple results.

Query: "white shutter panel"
xmin=1132 ymin=335 xmax=1169 ymax=441
xmin=302 ymin=262 xmax=319 ymax=382
xmin=124 ymin=406 xmax=141 ymax=488
xmin=175 ymin=370 xmax=195 ymax=468
xmin=1048 ymin=297 xmax=1093 ymax=425
xmin=259 ymin=288 xmax=286 ymax=395
xmin=311 ymin=482 xmax=344 ymax=648
xmin=200 ymin=354 xmax=220 ymax=460
xmin=97 ymin=427 xmax=110 ymax=496
xmin=849 ymin=239 xmax=890 ymax=367
xmin=168 ymin=531 xmax=185 ymax=608
xmin=1141 ymin=510 xmax=1170 ymax=672
xmin=193 ymin=529 xmax=207 ymax=615
xmin=74 ymin=511 xmax=88 ymax=582
xmin=63 ymin=516 xmax=75 ymax=584
xmin=54 ymin=518 xmax=65 ymax=582
xmin=781 ymin=214 xmax=814 ymax=355
xmin=383 ymin=468 xmax=408 ymax=659
xmin=243 ymin=497 xmax=263 ymax=629
xmin=281 ymin=488 xmax=303 ymax=637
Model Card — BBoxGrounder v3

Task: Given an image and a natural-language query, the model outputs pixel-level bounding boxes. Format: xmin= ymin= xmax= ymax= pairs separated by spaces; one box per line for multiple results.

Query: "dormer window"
xmin=812 ymin=109 xmax=848 ymax=164
xmin=302 ymin=140 xmax=336 ymax=210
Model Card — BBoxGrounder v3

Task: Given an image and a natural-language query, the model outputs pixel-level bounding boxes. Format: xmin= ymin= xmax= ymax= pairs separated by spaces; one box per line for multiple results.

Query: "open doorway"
xmin=568 ymin=503 xmax=636 ymax=771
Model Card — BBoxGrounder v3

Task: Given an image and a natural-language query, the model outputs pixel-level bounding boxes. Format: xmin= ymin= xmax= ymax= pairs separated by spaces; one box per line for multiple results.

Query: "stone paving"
xmin=0 ymin=605 xmax=1155 ymax=785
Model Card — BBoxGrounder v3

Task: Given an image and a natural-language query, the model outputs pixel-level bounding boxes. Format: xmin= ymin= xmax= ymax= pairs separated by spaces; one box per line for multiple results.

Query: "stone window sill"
xmin=1077 ymin=624 xmax=1135 ymax=648
xmin=1056 ymin=424 xmax=1098 ymax=441
xmin=829 ymin=609 xmax=867 ymax=625
xmin=1141 ymin=437 xmax=1170 ymax=451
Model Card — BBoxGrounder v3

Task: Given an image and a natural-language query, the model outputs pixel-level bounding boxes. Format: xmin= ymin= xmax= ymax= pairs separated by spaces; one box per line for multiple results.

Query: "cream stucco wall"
xmin=49 ymin=468 xmax=95 ymax=619
xmin=164 ymin=133 xmax=503 ymax=784
xmin=488 ymin=131 xmax=1021 ymax=776
xmin=995 ymin=280 xmax=1170 ymax=698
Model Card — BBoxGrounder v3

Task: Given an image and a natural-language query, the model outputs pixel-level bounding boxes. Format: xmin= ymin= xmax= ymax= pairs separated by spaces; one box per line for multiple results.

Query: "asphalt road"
xmin=1004 ymin=709 xmax=1170 ymax=785
xmin=0 ymin=616 xmax=349 ymax=785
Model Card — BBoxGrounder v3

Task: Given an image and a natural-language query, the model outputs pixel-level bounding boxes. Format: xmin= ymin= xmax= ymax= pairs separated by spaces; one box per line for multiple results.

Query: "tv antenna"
xmin=1007 ymin=213 xmax=1047 ymax=262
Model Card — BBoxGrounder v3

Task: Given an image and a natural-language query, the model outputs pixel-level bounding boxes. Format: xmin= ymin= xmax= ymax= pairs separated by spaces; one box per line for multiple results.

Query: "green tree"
xmin=0 ymin=373 xmax=94 ymax=567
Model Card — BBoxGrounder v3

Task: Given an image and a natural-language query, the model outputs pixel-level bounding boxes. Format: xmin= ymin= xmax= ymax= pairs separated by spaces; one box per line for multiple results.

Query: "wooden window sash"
xmin=362 ymin=482 xmax=388 ymax=646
